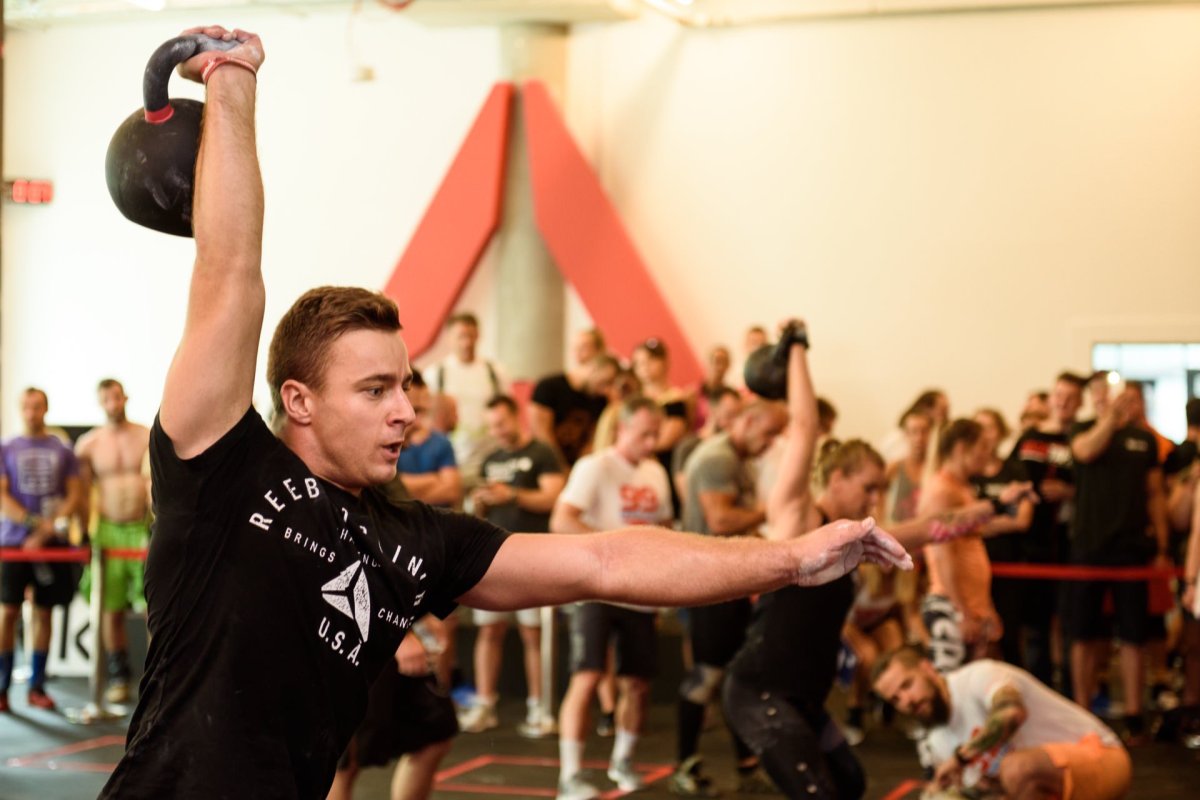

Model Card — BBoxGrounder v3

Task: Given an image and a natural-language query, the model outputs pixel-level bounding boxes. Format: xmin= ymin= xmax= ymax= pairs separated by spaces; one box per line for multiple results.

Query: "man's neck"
xmin=454 ymin=351 xmax=476 ymax=365
xmin=105 ymin=417 xmax=128 ymax=430
xmin=24 ymin=426 xmax=46 ymax=438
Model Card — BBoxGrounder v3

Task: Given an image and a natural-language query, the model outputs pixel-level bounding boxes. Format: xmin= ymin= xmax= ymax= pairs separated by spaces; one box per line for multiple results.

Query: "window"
xmin=1091 ymin=342 xmax=1200 ymax=443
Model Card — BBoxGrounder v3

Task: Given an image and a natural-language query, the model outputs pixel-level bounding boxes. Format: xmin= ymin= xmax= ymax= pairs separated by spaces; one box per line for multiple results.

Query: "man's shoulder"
xmin=692 ymin=434 xmax=737 ymax=467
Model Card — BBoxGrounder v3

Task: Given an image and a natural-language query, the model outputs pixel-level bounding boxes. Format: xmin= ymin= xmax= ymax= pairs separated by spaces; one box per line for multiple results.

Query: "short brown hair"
xmin=97 ymin=378 xmax=124 ymax=393
xmin=937 ymin=418 xmax=983 ymax=463
xmin=815 ymin=439 xmax=884 ymax=488
xmin=871 ymin=643 xmax=927 ymax=687
xmin=267 ymin=287 xmax=402 ymax=415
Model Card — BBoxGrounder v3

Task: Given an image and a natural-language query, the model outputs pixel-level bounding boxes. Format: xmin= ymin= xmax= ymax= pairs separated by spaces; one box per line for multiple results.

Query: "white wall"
xmin=4 ymin=4 xmax=1200 ymax=445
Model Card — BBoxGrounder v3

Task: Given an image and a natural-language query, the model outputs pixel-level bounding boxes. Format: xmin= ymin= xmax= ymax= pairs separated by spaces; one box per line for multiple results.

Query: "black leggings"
xmin=722 ymin=675 xmax=865 ymax=799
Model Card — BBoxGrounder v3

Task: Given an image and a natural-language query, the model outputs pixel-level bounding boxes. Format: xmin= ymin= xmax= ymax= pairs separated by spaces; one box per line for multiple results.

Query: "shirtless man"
xmin=76 ymin=378 xmax=152 ymax=703
xmin=920 ymin=419 xmax=1032 ymax=672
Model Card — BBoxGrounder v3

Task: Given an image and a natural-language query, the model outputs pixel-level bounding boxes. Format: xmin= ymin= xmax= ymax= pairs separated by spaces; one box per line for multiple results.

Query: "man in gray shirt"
xmin=673 ymin=402 xmax=788 ymax=795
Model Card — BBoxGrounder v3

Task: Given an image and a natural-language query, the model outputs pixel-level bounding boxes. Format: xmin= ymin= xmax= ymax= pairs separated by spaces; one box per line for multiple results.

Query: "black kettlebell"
xmin=105 ymin=34 xmax=238 ymax=237
xmin=743 ymin=322 xmax=810 ymax=400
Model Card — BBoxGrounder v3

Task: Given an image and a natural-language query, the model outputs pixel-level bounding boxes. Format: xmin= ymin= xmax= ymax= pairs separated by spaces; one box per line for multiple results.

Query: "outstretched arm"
xmin=460 ymin=516 xmax=911 ymax=611
xmin=159 ymin=26 xmax=266 ymax=459
xmin=766 ymin=323 xmax=819 ymax=539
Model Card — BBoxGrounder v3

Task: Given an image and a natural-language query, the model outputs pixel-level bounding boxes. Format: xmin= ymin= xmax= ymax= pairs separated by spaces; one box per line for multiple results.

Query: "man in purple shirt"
xmin=0 ymin=387 xmax=84 ymax=712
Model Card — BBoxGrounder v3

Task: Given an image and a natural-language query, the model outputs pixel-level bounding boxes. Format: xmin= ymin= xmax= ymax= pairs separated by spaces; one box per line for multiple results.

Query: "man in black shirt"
xmin=100 ymin=27 xmax=913 ymax=800
xmin=530 ymin=355 xmax=619 ymax=466
xmin=1005 ymin=372 xmax=1084 ymax=686
xmin=1067 ymin=382 xmax=1169 ymax=742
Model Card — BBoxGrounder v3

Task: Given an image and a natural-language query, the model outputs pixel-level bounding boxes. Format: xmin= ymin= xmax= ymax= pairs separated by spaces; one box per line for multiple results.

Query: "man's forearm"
xmin=1149 ymin=472 xmax=1170 ymax=556
xmin=1071 ymin=415 xmax=1117 ymax=463
xmin=469 ymin=528 xmax=796 ymax=611
xmin=959 ymin=695 xmax=1027 ymax=760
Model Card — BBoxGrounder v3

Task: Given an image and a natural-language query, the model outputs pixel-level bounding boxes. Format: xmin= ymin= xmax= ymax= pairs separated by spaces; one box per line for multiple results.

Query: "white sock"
xmin=612 ymin=728 xmax=638 ymax=764
xmin=560 ymin=739 xmax=584 ymax=781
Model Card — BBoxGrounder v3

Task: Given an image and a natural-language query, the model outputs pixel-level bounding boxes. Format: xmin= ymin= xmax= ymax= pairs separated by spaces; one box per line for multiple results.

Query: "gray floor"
xmin=2 ymin=677 xmax=1199 ymax=799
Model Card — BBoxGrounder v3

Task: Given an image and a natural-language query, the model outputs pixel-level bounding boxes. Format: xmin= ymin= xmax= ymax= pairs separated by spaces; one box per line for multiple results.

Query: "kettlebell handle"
xmin=143 ymin=34 xmax=238 ymax=123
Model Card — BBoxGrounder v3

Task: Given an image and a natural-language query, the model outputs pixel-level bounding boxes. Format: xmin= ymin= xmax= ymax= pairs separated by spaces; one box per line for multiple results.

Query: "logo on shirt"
xmin=1124 ymin=438 xmax=1149 ymax=453
xmin=322 ymin=562 xmax=371 ymax=642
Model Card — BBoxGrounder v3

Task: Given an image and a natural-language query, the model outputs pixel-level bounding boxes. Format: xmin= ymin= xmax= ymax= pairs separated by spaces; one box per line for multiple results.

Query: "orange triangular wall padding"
xmin=521 ymin=80 xmax=702 ymax=386
xmin=383 ymin=83 xmax=513 ymax=356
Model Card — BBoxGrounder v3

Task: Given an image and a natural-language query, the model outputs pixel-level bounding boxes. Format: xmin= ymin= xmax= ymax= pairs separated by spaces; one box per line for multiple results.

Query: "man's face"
xmin=305 ymin=329 xmax=415 ymax=489
xmin=1049 ymin=380 xmax=1082 ymax=424
xmin=407 ymin=385 xmax=432 ymax=435
xmin=451 ymin=321 xmax=478 ymax=359
xmin=874 ymin=659 xmax=949 ymax=725
xmin=708 ymin=347 xmax=731 ymax=380
xmin=738 ymin=407 xmax=787 ymax=458
xmin=573 ymin=331 xmax=599 ymax=367
xmin=744 ymin=328 xmax=767 ymax=354
xmin=712 ymin=394 xmax=743 ymax=433
xmin=633 ymin=349 xmax=667 ymax=385
xmin=584 ymin=363 xmax=618 ymax=397
xmin=21 ymin=391 xmax=47 ymax=434
xmin=98 ymin=385 xmax=127 ymax=424
xmin=485 ymin=404 xmax=519 ymax=449
xmin=615 ymin=409 xmax=662 ymax=463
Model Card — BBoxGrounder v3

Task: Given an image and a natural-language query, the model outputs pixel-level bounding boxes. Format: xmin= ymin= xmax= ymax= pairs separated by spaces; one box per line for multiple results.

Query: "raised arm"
xmin=1071 ymin=392 xmax=1133 ymax=464
xmin=159 ymin=26 xmax=266 ymax=459
xmin=766 ymin=323 xmax=819 ymax=536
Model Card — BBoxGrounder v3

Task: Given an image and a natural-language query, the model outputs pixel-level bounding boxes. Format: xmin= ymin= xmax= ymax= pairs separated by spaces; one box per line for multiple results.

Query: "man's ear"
xmin=280 ymin=380 xmax=315 ymax=426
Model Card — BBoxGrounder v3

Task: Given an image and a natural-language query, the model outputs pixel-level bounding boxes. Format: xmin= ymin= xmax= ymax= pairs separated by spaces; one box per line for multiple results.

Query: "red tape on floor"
xmin=0 ymin=546 xmax=147 ymax=563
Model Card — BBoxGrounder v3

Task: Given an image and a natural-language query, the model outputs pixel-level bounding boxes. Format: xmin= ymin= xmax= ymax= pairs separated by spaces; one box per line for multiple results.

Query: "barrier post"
xmin=65 ymin=544 xmax=124 ymax=724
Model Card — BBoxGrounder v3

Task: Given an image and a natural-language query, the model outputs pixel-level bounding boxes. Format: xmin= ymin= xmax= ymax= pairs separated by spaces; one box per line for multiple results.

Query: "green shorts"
xmin=79 ymin=519 xmax=149 ymax=612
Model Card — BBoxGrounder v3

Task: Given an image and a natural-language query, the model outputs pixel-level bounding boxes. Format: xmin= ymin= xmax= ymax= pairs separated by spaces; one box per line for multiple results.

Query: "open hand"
xmin=791 ymin=517 xmax=912 ymax=587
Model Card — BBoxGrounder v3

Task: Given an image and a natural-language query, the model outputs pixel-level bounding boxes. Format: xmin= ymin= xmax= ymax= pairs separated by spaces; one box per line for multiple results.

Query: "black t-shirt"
xmin=972 ymin=458 xmax=1031 ymax=564
xmin=727 ymin=515 xmax=855 ymax=706
xmin=479 ymin=439 xmax=562 ymax=533
xmin=531 ymin=373 xmax=608 ymax=466
xmin=1164 ymin=439 xmax=1198 ymax=478
xmin=1006 ymin=428 xmax=1075 ymax=563
xmin=1068 ymin=420 xmax=1160 ymax=564
xmin=100 ymin=410 xmax=508 ymax=799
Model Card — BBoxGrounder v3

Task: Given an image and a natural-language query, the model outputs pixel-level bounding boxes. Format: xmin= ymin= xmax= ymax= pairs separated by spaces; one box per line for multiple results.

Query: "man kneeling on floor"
xmin=872 ymin=645 xmax=1130 ymax=800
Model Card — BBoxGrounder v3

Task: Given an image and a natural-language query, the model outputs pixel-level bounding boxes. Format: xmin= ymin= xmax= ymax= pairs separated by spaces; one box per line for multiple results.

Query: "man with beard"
xmin=76 ymin=378 xmax=152 ymax=703
xmin=873 ymin=645 xmax=1130 ymax=799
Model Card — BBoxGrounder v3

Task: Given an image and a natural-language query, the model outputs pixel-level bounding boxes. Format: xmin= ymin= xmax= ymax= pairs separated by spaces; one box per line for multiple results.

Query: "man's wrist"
xmin=954 ymin=745 xmax=973 ymax=766
xmin=22 ymin=513 xmax=41 ymax=529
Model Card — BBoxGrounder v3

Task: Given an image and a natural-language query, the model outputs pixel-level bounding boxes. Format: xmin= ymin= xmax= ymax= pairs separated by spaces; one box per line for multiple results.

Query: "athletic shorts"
xmin=1039 ymin=733 xmax=1131 ymax=800
xmin=688 ymin=597 xmax=752 ymax=667
xmin=0 ymin=539 xmax=79 ymax=607
xmin=921 ymin=594 xmax=966 ymax=673
xmin=569 ymin=602 xmax=658 ymax=680
xmin=79 ymin=519 xmax=149 ymax=612
xmin=1062 ymin=580 xmax=1148 ymax=645
xmin=341 ymin=669 xmax=458 ymax=768
xmin=474 ymin=606 xmax=543 ymax=627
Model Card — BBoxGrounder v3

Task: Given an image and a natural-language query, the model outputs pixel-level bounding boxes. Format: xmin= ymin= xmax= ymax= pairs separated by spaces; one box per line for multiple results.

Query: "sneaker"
xmin=458 ymin=701 xmax=498 ymax=733
xmin=517 ymin=714 xmax=557 ymax=738
xmin=607 ymin=759 xmax=644 ymax=792
xmin=669 ymin=755 xmax=719 ymax=797
xmin=557 ymin=774 xmax=601 ymax=800
xmin=105 ymin=679 xmax=130 ymax=705
xmin=0 ymin=692 xmax=9 ymax=713
xmin=596 ymin=710 xmax=615 ymax=737
xmin=735 ymin=767 xmax=778 ymax=794
xmin=27 ymin=687 xmax=56 ymax=711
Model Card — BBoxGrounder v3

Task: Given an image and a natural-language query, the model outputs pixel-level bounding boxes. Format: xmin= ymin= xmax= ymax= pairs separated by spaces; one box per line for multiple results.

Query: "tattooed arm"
xmin=933 ymin=684 xmax=1028 ymax=789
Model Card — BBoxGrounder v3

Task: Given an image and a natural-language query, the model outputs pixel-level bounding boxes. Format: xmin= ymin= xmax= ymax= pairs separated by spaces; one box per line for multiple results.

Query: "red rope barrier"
xmin=0 ymin=547 xmax=148 ymax=563
xmin=0 ymin=547 xmax=91 ymax=563
xmin=990 ymin=562 xmax=1183 ymax=582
